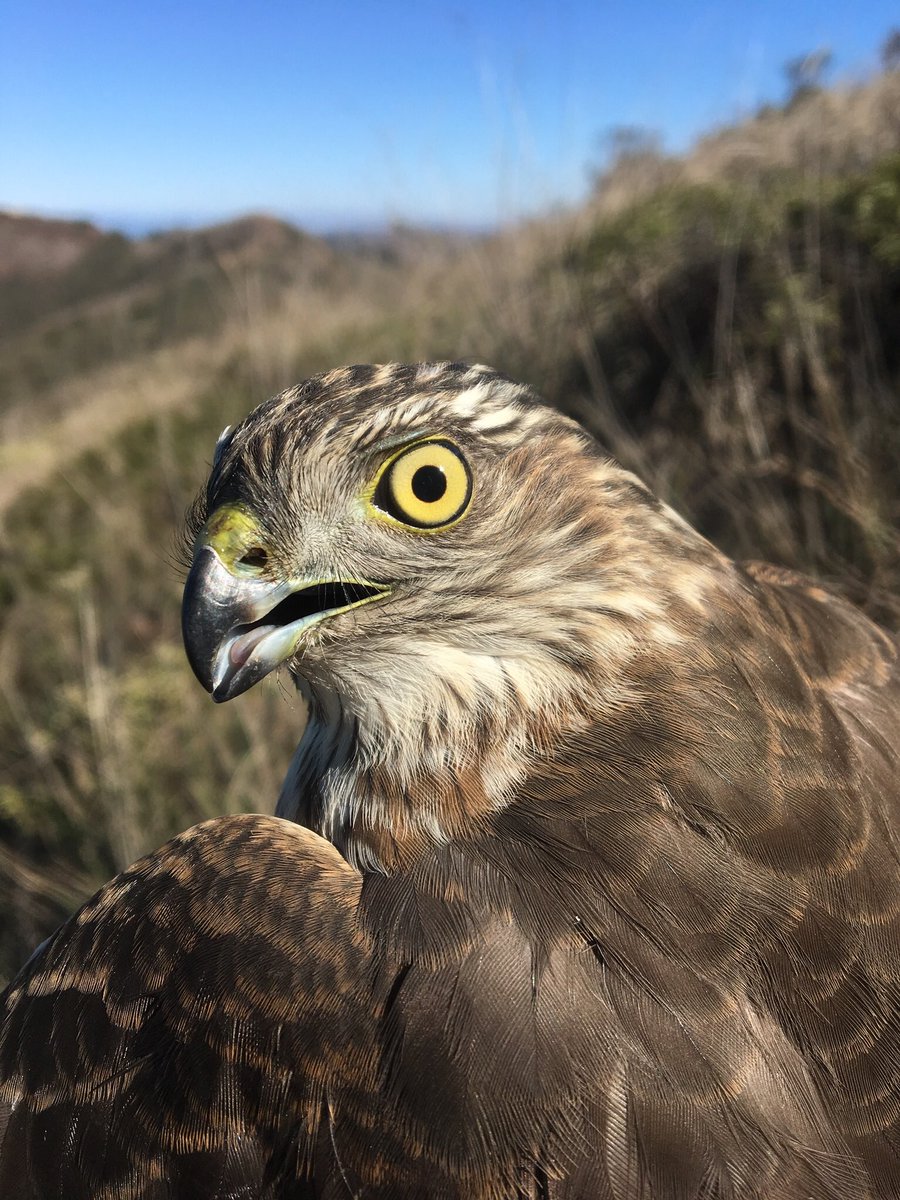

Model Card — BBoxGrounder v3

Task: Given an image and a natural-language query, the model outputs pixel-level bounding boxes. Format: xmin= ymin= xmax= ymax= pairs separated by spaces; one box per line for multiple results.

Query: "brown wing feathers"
xmin=0 ymin=816 xmax=370 ymax=1198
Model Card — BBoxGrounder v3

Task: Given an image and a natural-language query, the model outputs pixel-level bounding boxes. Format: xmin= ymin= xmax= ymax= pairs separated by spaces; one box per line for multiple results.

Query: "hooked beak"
xmin=182 ymin=505 xmax=391 ymax=702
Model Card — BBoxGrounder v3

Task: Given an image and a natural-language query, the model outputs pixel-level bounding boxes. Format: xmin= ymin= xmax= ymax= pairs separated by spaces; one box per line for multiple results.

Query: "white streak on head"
xmin=448 ymin=382 xmax=493 ymax=419
xmin=212 ymin=425 xmax=234 ymax=471
xmin=416 ymin=362 xmax=449 ymax=385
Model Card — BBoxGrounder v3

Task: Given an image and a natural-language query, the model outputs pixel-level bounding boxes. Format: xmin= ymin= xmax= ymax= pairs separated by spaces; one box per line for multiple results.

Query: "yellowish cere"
xmin=200 ymin=504 xmax=267 ymax=574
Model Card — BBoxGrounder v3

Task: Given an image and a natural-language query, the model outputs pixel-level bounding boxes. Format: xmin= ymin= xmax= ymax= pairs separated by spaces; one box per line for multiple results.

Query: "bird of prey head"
xmin=183 ymin=361 xmax=722 ymax=867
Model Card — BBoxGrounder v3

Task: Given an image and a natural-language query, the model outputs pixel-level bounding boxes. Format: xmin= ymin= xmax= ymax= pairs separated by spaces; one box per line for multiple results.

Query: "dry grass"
xmin=0 ymin=335 xmax=235 ymax=511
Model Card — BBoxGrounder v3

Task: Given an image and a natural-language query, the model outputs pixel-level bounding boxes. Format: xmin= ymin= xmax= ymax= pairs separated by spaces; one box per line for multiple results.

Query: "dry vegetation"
xmin=1 ymin=67 xmax=899 ymax=982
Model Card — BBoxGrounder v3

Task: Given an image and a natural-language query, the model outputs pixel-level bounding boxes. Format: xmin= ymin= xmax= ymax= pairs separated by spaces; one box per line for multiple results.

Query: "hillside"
xmin=0 ymin=212 xmax=104 ymax=279
xmin=0 ymin=213 xmax=330 ymax=434
xmin=1 ymin=69 xmax=899 ymax=981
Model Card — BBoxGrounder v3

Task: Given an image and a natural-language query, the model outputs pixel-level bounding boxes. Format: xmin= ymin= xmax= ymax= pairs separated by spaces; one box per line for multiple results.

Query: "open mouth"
xmin=224 ymin=578 xmax=390 ymax=678
xmin=234 ymin=580 xmax=387 ymax=642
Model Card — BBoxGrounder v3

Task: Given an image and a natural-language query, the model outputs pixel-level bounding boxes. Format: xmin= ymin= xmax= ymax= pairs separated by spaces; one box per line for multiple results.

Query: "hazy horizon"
xmin=0 ymin=203 xmax=498 ymax=240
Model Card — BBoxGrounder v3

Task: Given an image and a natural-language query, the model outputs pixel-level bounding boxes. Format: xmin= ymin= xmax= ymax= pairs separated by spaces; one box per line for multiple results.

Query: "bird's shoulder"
xmin=672 ymin=559 xmax=900 ymax=1184
xmin=0 ymin=813 xmax=369 ymax=1198
xmin=739 ymin=559 xmax=899 ymax=697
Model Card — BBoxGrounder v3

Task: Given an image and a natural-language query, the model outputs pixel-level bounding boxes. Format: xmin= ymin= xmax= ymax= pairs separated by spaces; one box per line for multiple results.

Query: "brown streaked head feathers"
xmin=185 ymin=362 xmax=729 ymax=869
xmin=3 ymin=361 xmax=900 ymax=1198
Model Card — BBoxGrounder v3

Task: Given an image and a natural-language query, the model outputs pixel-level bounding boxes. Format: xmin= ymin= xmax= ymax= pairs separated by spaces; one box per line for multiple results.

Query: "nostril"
xmin=238 ymin=547 xmax=269 ymax=569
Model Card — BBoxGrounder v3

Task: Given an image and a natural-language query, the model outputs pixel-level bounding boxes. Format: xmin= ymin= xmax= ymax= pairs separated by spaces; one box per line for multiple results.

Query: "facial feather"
xmin=191 ymin=362 xmax=730 ymax=868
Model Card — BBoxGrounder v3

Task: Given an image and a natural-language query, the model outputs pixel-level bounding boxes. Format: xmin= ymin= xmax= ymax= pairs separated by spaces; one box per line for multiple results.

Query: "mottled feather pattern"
xmin=1 ymin=817 xmax=371 ymax=1198
xmin=2 ymin=362 xmax=900 ymax=1196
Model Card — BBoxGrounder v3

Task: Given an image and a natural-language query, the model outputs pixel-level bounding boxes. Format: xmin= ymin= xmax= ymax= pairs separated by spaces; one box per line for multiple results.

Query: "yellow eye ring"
xmin=369 ymin=439 xmax=473 ymax=530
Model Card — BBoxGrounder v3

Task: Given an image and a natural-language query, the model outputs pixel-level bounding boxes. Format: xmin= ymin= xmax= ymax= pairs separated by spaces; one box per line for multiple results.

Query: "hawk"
xmin=1 ymin=361 xmax=899 ymax=1198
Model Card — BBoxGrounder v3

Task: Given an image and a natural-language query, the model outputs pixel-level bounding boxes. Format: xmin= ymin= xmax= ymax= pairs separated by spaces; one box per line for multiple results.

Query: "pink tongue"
xmin=229 ymin=627 xmax=269 ymax=668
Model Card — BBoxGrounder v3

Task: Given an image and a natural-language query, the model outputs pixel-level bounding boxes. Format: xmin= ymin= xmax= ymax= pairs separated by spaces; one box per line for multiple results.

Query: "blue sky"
xmin=1 ymin=1 xmax=896 ymax=233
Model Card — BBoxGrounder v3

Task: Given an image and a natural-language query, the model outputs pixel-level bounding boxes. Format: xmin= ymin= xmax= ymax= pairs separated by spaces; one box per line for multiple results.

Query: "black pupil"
xmin=411 ymin=464 xmax=447 ymax=504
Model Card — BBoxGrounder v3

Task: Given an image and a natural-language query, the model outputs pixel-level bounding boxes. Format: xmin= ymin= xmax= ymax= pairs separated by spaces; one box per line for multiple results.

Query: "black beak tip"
xmin=181 ymin=612 xmax=215 ymax=694
xmin=210 ymin=681 xmax=232 ymax=703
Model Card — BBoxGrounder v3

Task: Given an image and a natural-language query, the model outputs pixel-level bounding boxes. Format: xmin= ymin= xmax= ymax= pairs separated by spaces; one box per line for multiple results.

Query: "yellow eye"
xmin=372 ymin=439 xmax=473 ymax=530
